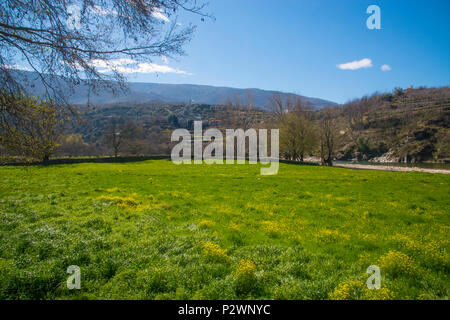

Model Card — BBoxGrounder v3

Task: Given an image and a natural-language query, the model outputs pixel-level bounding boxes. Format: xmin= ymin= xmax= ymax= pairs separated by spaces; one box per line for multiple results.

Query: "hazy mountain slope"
xmin=15 ymin=71 xmax=337 ymax=109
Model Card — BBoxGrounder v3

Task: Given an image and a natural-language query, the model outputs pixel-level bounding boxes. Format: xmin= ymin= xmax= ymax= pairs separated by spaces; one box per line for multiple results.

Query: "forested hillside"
xmin=2 ymin=87 xmax=448 ymax=163
xmin=336 ymin=87 xmax=450 ymax=162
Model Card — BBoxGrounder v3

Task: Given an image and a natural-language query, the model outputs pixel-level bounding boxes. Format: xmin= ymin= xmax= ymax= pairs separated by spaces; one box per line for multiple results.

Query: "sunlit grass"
xmin=0 ymin=160 xmax=448 ymax=299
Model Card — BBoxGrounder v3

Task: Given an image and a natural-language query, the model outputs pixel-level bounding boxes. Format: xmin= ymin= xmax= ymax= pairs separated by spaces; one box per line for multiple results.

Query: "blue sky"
xmin=126 ymin=0 xmax=449 ymax=104
xmin=12 ymin=0 xmax=448 ymax=104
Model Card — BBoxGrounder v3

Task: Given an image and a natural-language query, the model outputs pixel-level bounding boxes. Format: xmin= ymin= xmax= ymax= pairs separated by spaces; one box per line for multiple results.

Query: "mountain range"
xmin=15 ymin=70 xmax=337 ymax=109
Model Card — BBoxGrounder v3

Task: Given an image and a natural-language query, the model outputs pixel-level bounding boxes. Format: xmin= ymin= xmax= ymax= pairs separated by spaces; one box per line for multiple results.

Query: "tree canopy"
xmin=0 ymin=0 xmax=210 ymax=104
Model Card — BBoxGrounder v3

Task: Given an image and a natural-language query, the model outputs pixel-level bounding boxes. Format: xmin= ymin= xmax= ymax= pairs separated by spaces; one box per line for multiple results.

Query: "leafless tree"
xmin=106 ymin=118 xmax=122 ymax=158
xmin=268 ymin=93 xmax=286 ymax=122
xmin=218 ymin=93 xmax=260 ymax=160
xmin=0 ymin=0 xmax=210 ymax=106
xmin=344 ymin=96 xmax=370 ymax=142
xmin=319 ymin=107 xmax=338 ymax=166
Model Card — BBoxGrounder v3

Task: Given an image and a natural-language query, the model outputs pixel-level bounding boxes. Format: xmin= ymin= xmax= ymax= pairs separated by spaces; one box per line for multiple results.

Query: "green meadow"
xmin=0 ymin=160 xmax=448 ymax=300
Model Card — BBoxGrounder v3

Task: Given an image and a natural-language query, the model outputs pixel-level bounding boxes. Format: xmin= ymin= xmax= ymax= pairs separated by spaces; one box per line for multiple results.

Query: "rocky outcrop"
xmin=370 ymin=150 xmax=397 ymax=163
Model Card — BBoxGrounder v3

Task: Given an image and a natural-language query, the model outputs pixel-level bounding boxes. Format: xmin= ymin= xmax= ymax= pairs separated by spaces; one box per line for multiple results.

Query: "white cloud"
xmin=90 ymin=58 xmax=191 ymax=75
xmin=381 ymin=64 xmax=391 ymax=71
xmin=152 ymin=8 xmax=170 ymax=22
xmin=161 ymin=55 xmax=169 ymax=64
xmin=3 ymin=64 xmax=32 ymax=71
xmin=337 ymin=58 xmax=373 ymax=70
xmin=89 ymin=5 xmax=169 ymax=22
xmin=114 ymin=62 xmax=191 ymax=75
xmin=90 ymin=58 xmax=136 ymax=68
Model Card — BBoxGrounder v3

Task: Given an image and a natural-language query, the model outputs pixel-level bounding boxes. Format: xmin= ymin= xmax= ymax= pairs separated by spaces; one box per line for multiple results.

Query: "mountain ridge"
xmin=14 ymin=70 xmax=337 ymax=109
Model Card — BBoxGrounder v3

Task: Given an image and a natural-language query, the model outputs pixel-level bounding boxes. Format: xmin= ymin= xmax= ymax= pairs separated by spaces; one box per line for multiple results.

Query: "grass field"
xmin=0 ymin=160 xmax=448 ymax=300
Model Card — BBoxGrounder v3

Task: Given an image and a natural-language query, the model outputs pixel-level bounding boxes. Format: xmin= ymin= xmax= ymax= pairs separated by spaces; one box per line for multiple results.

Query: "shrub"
xmin=233 ymin=259 xmax=257 ymax=296
xmin=202 ymin=242 xmax=228 ymax=261
xmin=330 ymin=280 xmax=366 ymax=300
xmin=379 ymin=250 xmax=419 ymax=278
xmin=331 ymin=280 xmax=395 ymax=300
xmin=98 ymin=195 xmax=139 ymax=209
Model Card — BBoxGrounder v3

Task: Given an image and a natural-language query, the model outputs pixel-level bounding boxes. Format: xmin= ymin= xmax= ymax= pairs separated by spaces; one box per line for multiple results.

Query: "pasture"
xmin=0 ymin=160 xmax=448 ymax=299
